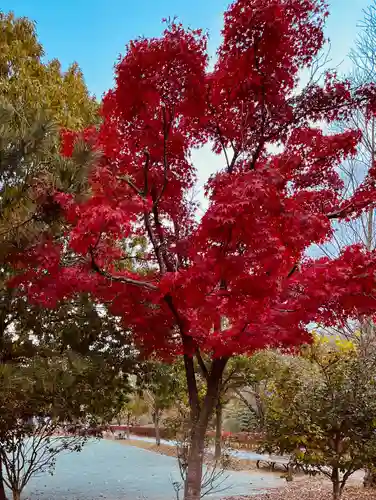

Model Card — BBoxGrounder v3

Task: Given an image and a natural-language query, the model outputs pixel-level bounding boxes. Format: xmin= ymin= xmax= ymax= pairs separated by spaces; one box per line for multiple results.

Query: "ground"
xmin=116 ymin=438 xmax=268 ymax=472
xmin=225 ymin=479 xmax=376 ymax=500
xmin=24 ymin=439 xmax=271 ymax=499
xmin=117 ymin=438 xmax=376 ymax=499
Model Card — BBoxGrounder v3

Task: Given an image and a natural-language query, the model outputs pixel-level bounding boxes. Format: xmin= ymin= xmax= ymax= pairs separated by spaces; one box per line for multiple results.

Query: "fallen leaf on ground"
xmin=225 ymin=478 xmax=376 ymax=500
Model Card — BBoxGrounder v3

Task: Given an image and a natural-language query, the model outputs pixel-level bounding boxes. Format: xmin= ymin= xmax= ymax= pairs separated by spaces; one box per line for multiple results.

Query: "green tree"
xmin=0 ymin=12 xmax=98 ymax=129
xmin=0 ymin=10 xmax=99 ymax=259
xmin=261 ymin=337 xmax=376 ymax=500
xmin=117 ymin=393 xmax=149 ymax=439
xmin=0 ymin=350 xmax=129 ymax=500
xmin=211 ymin=352 xmax=279 ymax=459
xmin=138 ymin=360 xmax=186 ymax=446
xmin=0 ymin=12 xmax=104 ymax=500
xmin=0 ymin=295 xmax=134 ymax=500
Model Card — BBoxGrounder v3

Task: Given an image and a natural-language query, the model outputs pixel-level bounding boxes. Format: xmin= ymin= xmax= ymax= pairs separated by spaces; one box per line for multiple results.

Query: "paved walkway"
xmin=22 ymin=439 xmax=284 ymax=500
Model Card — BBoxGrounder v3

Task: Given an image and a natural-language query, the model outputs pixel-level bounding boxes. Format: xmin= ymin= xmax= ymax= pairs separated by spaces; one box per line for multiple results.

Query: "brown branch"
xmin=164 ymin=293 xmax=201 ymax=419
xmin=221 ymin=367 xmax=239 ymax=389
xmin=215 ymin=122 xmax=232 ymax=173
xmin=272 ymin=307 xmax=298 ymax=313
xmin=118 ymin=151 xmax=150 ymax=198
xmin=205 ymin=88 xmax=238 ymax=174
xmin=249 ymin=138 xmax=265 ymax=170
xmin=199 ymin=357 xmax=229 ymax=426
xmin=196 ymin=349 xmax=209 ymax=381
xmin=172 ymin=216 xmax=182 ymax=269
xmin=327 ymin=209 xmax=347 ymax=220
xmin=118 ymin=175 xmax=143 ymax=197
xmin=233 ymin=388 xmax=256 ymax=413
xmin=140 ymin=150 xmax=169 ymax=273
xmin=151 ymin=199 xmax=174 ymax=272
xmin=143 ymin=211 xmax=166 ymax=273
xmin=287 ymin=264 xmax=298 ymax=278
xmin=89 ymin=247 xmax=157 ymax=291
xmin=154 ymin=107 xmax=171 ymax=207
xmin=248 ymin=39 xmax=267 ymax=171
xmin=143 ymin=150 xmax=150 ymax=195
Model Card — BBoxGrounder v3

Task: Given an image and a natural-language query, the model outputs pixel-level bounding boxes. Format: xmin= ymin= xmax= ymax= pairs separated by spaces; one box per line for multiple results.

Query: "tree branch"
xmin=89 ymin=247 xmax=157 ymax=291
xmin=143 ymin=211 xmax=166 ymax=273
xmin=151 ymin=198 xmax=173 ymax=272
xmin=163 ymin=293 xmax=201 ymax=420
xmin=118 ymin=175 xmax=143 ymax=197
xmin=214 ymin=122 xmax=232 ymax=173
xmin=233 ymin=388 xmax=257 ymax=413
xmin=221 ymin=367 xmax=239 ymax=389
xmin=154 ymin=106 xmax=171 ymax=207
xmin=143 ymin=150 xmax=150 ymax=195
xmin=196 ymin=349 xmax=209 ymax=381
xmin=287 ymin=264 xmax=298 ymax=278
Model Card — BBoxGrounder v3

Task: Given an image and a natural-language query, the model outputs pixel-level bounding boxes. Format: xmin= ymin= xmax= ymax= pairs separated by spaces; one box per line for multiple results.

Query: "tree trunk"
xmin=183 ymin=356 xmax=228 ymax=500
xmin=154 ymin=409 xmax=161 ymax=446
xmin=214 ymin=401 xmax=222 ymax=460
xmin=11 ymin=491 xmax=20 ymax=500
xmin=126 ymin=413 xmax=131 ymax=440
xmin=332 ymin=468 xmax=341 ymax=500
xmin=184 ymin=426 xmax=206 ymax=500
xmin=0 ymin=455 xmax=7 ymax=500
xmin=363 ymin=123 xmax=376 ymax=484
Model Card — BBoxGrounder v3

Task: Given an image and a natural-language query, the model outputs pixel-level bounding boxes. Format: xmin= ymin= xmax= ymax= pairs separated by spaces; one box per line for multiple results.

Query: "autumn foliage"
xmin=10 ymin=1 xmax=376 ymax=497
xmin=12 ymin=0 xmax=376 ymax=362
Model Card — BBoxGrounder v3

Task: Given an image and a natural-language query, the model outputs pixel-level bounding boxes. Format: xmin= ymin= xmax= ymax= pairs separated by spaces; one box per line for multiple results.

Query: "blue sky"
xmin=3 ymin=0 xmax=371 ymax=99
xmin=3 ymin=0 xmax=373 ymax=210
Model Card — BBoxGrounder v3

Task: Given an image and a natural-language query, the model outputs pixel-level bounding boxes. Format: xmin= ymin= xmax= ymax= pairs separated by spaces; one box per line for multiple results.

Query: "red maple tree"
xmin=10 ymin=1 xmax=376 ymax=498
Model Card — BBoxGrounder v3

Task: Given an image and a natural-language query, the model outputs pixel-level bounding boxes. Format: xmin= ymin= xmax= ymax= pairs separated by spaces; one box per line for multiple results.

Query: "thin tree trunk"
xmin=214 ymin=401 xmax=222 ymax=460
xmin=367 ymin=115 xmax=374 ymax=252
xmin=332 ymin=468 xmax=341 ymax=500
xmin=0 ymin=454 xmax=7 ymax=500
xmin=11 ymin=491 xmax=20 ymax=500
xmin=363 ymin=117 xmax=376 ymax=486
xmin=126 ymin=413 xmax=131 ymax=440
xmin=184 ymin=425 xmax=207 ymax=500
xmin=183 ymin=356 xmax=228 ymax=500
xmin=154 ymin=409 xmax=161 ymax=446
xmin=333 ymin=483 xmax=341 ymax=500
xmin=165 ymin=296 xmax=228 ymax=500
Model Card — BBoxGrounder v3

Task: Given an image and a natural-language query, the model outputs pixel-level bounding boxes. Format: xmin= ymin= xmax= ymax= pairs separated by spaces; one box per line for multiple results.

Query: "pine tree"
xmin=0 ymin=13 xmax=103 ymax=500
xmin=0 ymin=11 xmax=99 ymax=261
